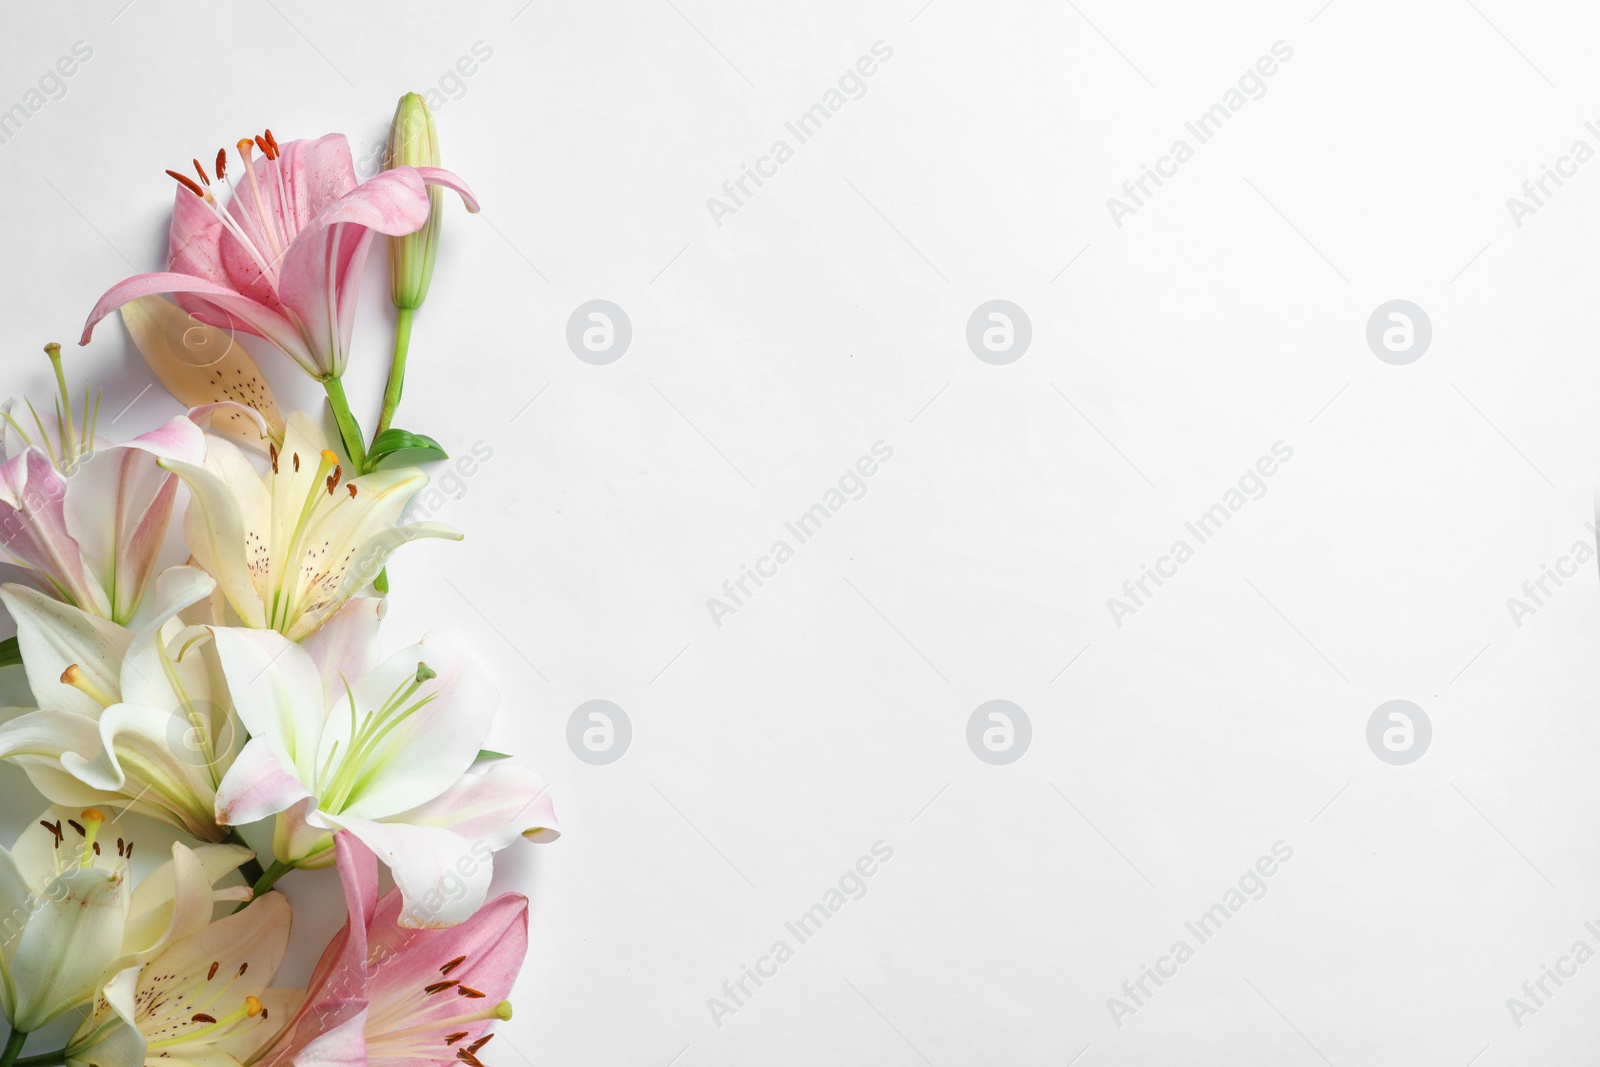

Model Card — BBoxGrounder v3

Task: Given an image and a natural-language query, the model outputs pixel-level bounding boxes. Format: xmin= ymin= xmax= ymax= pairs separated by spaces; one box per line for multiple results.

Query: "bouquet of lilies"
xmin=0 ymin=95 xmax=557 ymax=1067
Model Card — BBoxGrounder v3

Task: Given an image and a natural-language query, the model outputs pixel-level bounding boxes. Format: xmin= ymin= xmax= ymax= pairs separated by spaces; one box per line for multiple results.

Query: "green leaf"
xmin=0 ymin=636 xmax=17 ymax=668
xmin=368 ymin=428 xmax=448 ymax=467
xmin=476 ymin=749 xmax=513 ymax=762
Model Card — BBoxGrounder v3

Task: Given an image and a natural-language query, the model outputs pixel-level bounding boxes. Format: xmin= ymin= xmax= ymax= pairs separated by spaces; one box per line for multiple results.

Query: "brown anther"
xmin=215 ymin=148 xmax=227 ymax=180
xmin=165 ymin=169 xmax=206 ymax=198
xmin=39 ymin=820 xmax=63 ymax=845
xmin=456 ymin=1052 xmax=484 ymax=1067
xmin=445 ymin=1033 xmax=469 ymax=1046
xmin=440 ymin=956 xmax=467 ymax=976
xmin=193 ymin=159 xmax=211 ymax=187
xmin=269 ymin=442 xmax=279 ymax=474
xmin=466 ymin=1035 xmax=494 ymax=1054
xmin=68 ymin=819 xmax=85 ymax=837
xmin=425 ymin=980 xmax=460 ymax=995
xmin=293 ymin=453 xmax=300 ymax=472
xmin=265 ymin=128 xmax=279 ymax=153
xmin=191 ymin=1013 xmax=216 ymax=1024
xmin=326 ymin=474 xmax=337 ymax=496
xmin=347 ymin=483 xmax=358 ymax=499
xmin=239 ymin=962 xmax=248 ymax=975
xmin=457 ymin=986 xmax=487 ymax=999
xmin=207 ymin=962 xmax=219 ymax=981
xmin=254 ymin=135 xmax=273 ymax=159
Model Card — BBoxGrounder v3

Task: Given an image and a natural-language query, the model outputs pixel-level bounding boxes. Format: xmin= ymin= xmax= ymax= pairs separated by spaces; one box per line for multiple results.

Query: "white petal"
xmin=162 ymin=449 xmax=268 ymax=629
xmin=209 ymin=627 xmax=327 ymax=783
xmin=333 ymin=817 xmax=491 ymax=928
xmin=1 ymin=583 xmax=130 ymax=717
xmin=299 ymin=595 xmax=384 ymax=701
xmin=334 ymin=633 xmax=498 ymax=820
xmin=388 ymin=762 xmax=560 ymax=846
xmin=8 ymin=865 xmax=126 ymax=1030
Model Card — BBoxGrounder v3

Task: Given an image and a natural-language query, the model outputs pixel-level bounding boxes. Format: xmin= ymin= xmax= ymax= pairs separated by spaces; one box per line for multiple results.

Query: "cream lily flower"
xmin=0 ymin=806 xmax=252 ymax=1035
xmin=211 ymin=627 xmax=559 ymax=927
xmin=65 ymin=894 xmax=300 ymax=1067
xmin=0 ymin=567 xmax=240 ymax=841
xmin=160 ymin=412 xmax=458 ymax=640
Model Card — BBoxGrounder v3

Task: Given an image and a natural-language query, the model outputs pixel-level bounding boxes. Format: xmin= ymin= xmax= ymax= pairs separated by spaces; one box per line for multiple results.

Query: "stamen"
xmin=458 ymin=986 xmax=487 ymax=999
xmin=269 ymin=442 xmax=279 ymax=474
xmin=254 ymin=134 xmax=273 ymax=159
xmin=348 ymin=483 xmax=358 ymax=498
xmin=236 ymin=138 xmax=283 ymax=261
xmin=216 ymin=148 xmax=228 ymax=180
xmin=192 ymin=1014 xmax=216 ymax=1025
xmin=79 ymin=808 xmax=104 ymax=867
xmin=193 ymin=159 xmax=211 ymax=187
xmin=456 ymin=1052 xmax=484 ymax=1067
xmin=293 ymin=453 xmax=300 ymax=472
xmin=39 ymin=820 xmax=63 ymax=846
xmin=440 ymin=956 xmax=467 ymax=976
xmin=166 ymin=169 xmax=207 ymax=198
xmin=425 ymin=981 xmax=459 ymax=995
xmin=445 ymin=1033 xmax=469 ymax=1046
xmin=62 ymin=664 xmax=115 ymax=708
xmin=467 ymin=1035 xmax=494 ymax=1054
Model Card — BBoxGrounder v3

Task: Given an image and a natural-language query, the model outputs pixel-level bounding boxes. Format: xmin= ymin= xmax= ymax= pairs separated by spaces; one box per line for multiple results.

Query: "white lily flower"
xmin=65 ymin=893 xmax=300 ymax=1067
xmin=0 ymin=567 xmax=241 ymax=841
xmin=211 ymin=625 xmax=559 ymax=927
xmin=159 ymin=412 xmax=459 ymax=641
xmin=0 ymin=806 xmax=252 ymax=1034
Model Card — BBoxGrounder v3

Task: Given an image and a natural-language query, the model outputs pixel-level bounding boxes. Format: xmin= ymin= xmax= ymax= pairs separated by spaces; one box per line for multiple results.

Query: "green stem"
xmin=2 ymin=1029 xmax=29 ymax=1067
xmin=233 ymin=858 xmax=292 ymax=914
xmin=322 ymin=376 xmax=367 ymax=472
xmin=224 ymin=828 xmax=266 ymax=886
xmin=15 ymin=1049 xmax=66 ymax=1067
xmin=374 ymin=306 xmax=415 ymax=443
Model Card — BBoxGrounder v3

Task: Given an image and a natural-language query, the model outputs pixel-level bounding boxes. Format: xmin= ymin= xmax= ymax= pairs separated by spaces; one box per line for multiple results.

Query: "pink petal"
xmin=80 ymin=272 xmax=320 ymax=377
xmin=366 ymin=891 xmax=527 ymax=1027
xmin=414 ymin=166 xmax=481 ymax=213
xmin=333 ymin=817 xmax=493 ymax=928
xmin=0 ymin=449 xmax=103 ymax=613
xmin=213 ymin=737 xmax=312 ymax=827
xmin=274 ymin=168 xmax=434 ymax=380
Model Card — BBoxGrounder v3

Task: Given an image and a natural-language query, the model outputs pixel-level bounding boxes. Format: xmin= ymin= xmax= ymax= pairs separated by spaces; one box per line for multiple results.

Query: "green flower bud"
xmin=388 ymin=92 xmax=442 ymax=311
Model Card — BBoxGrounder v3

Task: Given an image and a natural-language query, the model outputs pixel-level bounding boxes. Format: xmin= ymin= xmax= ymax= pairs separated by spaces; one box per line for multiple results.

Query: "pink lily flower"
xmin=80 ymin=131 xmax=479 ymax=381
xmin=0 ymin=347 xmax=217 ymax=624
xmin=250 ymin=834 xmax=527 ymax=1067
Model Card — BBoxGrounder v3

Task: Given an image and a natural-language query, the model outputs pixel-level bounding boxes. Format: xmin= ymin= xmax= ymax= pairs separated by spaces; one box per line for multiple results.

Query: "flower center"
xmin=1 ymin=344 xmax=101 ymax=474
xmin=165 ymin=129 xmax=295 ymax=291
xmin=266 ymin=446 xmax=361 ymax=631
xmin=316 ymin=662 xmax=437 ymax=813
xmin=146 ymin=996 xmax=262 ymax=1051
xmin=364 ymin=953 xmax=512 ymax=1065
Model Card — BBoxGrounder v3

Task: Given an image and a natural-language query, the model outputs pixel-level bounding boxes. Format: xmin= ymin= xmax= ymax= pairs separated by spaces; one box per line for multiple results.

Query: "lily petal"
xmin=389 ymin=762 xmax=561 ymax=846
xmin=81 ymin=272 xmax=319 ymax=375
xmin=1 ymin=582 xmax=130 ymax=717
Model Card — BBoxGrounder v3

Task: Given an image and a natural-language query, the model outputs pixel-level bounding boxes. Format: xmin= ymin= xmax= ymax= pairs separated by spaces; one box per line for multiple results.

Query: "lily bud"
xmin=387 ymin=92 xmax=443 ymax=310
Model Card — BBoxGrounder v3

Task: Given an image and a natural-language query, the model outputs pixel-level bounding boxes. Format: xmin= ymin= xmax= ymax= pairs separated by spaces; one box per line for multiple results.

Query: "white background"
xmin=4 ymin=0 xmax=1600 ymax=1063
